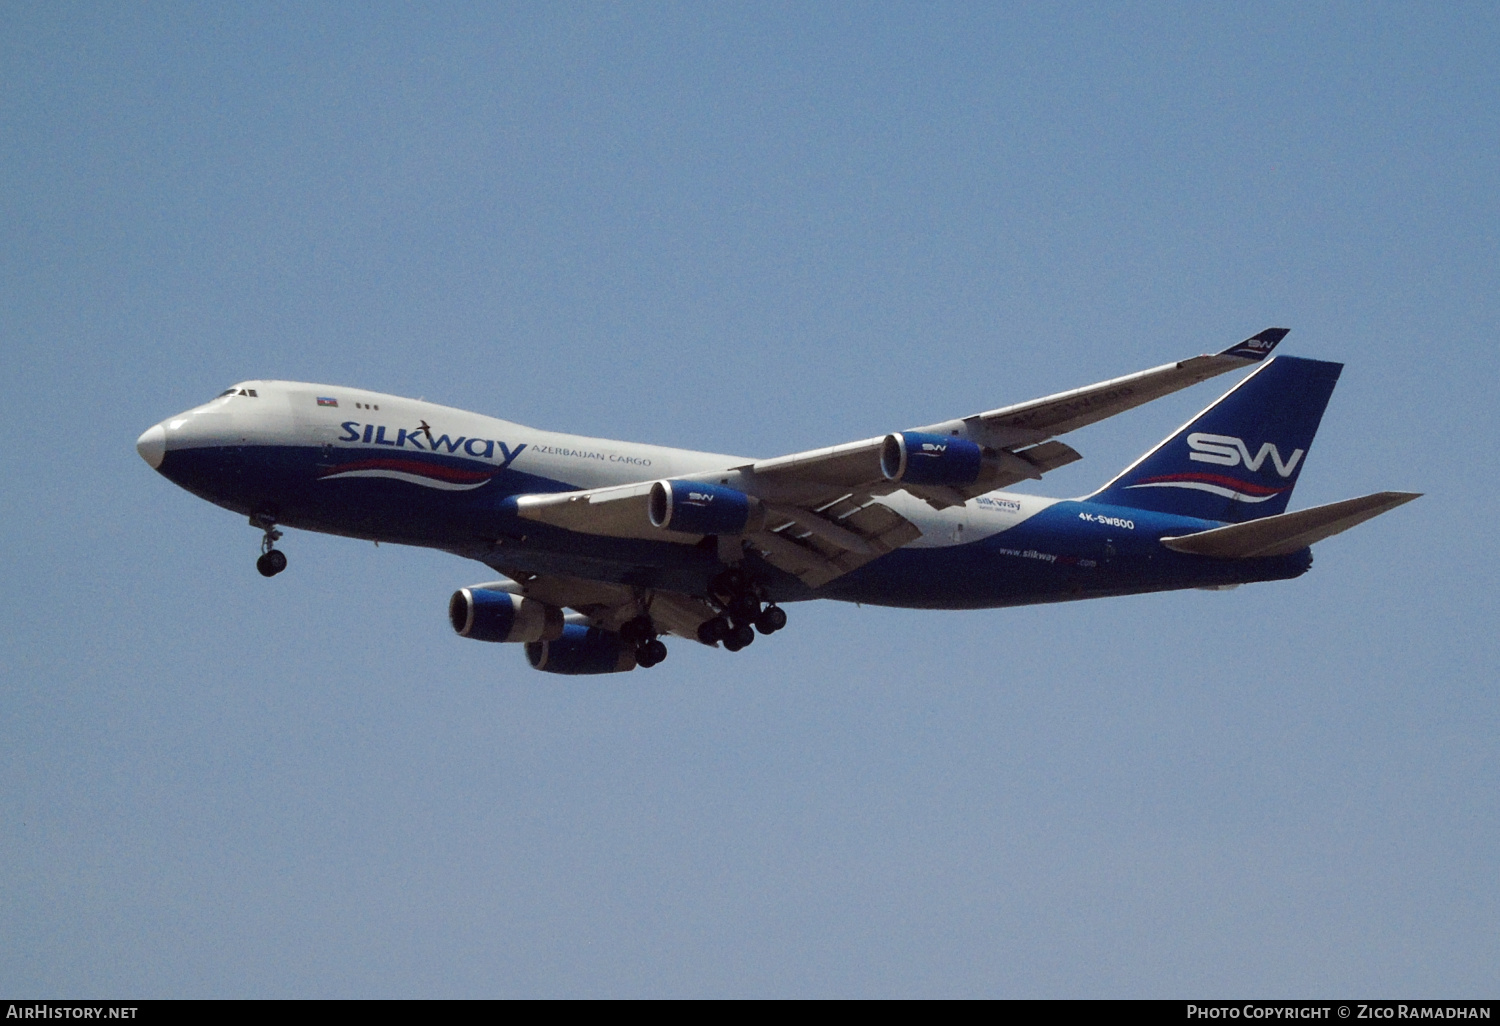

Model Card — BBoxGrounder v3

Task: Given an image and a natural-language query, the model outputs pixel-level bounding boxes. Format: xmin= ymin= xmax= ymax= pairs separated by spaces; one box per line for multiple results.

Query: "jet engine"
xmin=648 ymin=480 xmax=763 ymax=535
xmin=449 ymin=587 xmax=564 ymax=644
xmin=881 ymin=431 xmax=984 ymax=486
xmin=526 ymin=624 xmax=637 ymax=674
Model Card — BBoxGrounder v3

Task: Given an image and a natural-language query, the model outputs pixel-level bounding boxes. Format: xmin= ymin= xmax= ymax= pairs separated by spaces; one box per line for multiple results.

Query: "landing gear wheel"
xmin=722 ymin=623 xmax=755 ymax=652
xmin=636 ymin=638 xmax=668 ymax=667
xmin=256 ymin=549 xmax=287 ymax=577
xmin=697 ymin=616 xmax=730 ymax=645
xmin=754 ymin=605 xmax=787 ymax=635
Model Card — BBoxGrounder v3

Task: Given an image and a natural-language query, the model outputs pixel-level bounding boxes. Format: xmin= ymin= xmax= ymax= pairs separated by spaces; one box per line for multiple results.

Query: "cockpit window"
xmin=217 ymin=387 xmax=259 ymax=398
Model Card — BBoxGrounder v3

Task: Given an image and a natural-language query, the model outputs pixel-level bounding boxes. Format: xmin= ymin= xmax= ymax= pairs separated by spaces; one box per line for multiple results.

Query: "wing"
xmin=908 ymin=327 xmax=1289 ymax=450
xmin=517 ymin=329 xmax=1288 ymax=588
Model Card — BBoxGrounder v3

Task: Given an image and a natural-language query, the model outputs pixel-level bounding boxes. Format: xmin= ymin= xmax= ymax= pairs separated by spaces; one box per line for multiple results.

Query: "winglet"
xmin=1219 ymin=327 xmax=1289 ymax=361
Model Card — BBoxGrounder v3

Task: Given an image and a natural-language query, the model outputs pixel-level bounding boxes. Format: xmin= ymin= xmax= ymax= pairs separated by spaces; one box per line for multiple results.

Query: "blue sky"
xmin=2 ymin=2 xmax=1496 ymax=997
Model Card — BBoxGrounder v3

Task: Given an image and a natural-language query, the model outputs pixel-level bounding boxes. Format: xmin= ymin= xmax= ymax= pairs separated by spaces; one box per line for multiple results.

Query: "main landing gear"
xmin=620 ymin=615 xmax=668 ymax=668
xmin=251 ymin=512 xmax=287 ymax=578
xmin=696 ymin=566 xmax=787 ymax=652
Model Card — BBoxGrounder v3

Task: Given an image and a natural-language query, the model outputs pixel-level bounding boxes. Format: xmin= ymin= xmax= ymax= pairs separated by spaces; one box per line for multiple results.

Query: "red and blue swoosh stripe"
xmin=1125 ymin=472 xmax=1290 ymax=504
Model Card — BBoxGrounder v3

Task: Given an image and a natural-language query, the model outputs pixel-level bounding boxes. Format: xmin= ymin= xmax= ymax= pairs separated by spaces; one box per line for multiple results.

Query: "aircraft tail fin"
xmin=1159 ymin=491 xmax=1420 ymax=558
xmin=1089 ymin=355 xmax=1343 ymax=523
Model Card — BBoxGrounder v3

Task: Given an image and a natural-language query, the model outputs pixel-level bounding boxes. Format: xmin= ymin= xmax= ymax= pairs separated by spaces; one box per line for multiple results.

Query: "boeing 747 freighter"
xmin=136 ymin=329 xmax=1417 ymax=674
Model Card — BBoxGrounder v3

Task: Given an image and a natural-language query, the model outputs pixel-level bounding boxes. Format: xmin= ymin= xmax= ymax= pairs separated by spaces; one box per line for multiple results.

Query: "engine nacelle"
xmin=449 ymin=588 xmax=564 ymax=644
xmin=881 ymin=431 xmax=984 ymax=487
xmin=648 ymin=479 xmax=761 ymax=535
xmin=526 ymin=624 xmax=637 ymax=675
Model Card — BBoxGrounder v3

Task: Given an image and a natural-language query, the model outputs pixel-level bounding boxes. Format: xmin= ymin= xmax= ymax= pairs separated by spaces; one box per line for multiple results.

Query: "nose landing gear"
xmin=251 ymin=513 xmax=286 ymax=577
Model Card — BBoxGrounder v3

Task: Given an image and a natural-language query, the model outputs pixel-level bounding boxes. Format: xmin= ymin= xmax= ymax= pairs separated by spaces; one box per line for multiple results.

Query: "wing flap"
xmin=1160 ymin=491 xmax=1420 ymax=558
xmin=1016 ymin=439 xmax=1085 ymax=475
xmin=750 ymin=497 xmax=920 ymax=588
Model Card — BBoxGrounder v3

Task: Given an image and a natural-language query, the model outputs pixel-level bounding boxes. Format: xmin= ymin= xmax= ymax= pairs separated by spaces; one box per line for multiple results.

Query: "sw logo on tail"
xmin=1186 ymin=433 xmax=1305 ymax=477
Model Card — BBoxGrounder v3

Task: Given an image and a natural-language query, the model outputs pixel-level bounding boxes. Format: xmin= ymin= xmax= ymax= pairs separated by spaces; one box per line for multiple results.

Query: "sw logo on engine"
xmin=1187 ymin=432 xmax=1304 ymax=477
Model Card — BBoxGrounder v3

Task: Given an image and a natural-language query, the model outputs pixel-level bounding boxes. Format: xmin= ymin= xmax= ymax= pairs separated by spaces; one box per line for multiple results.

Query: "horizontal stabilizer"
xmin=1160 ymin=491 xmax=1420 ymax=558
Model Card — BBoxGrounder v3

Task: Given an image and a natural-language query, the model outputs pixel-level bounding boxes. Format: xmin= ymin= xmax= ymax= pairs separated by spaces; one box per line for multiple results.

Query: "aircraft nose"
xmin=136 ymin=423 xmax=166 ymax=469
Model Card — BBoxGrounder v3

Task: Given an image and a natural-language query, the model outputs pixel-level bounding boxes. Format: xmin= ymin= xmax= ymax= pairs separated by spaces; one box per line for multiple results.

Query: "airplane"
xmin=135 ymin=329 xmax=1418 ymax=675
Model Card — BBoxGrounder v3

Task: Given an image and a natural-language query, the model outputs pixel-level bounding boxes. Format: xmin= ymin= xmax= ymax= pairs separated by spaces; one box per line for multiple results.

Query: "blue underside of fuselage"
xmin=157 ymin=444 xmax=1312 ymax=609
